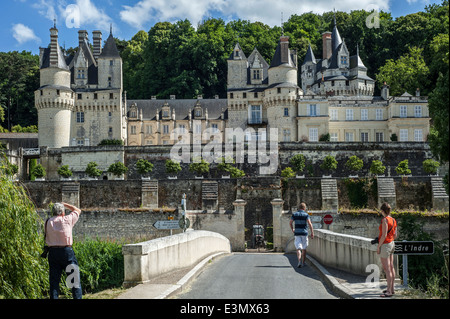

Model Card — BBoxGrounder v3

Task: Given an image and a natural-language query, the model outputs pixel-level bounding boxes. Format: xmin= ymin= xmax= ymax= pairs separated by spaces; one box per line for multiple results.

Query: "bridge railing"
xmin=122 ymin=230 xmax=231 ymax=287
xmin=286 ymin=229 xmax=390 ymax=277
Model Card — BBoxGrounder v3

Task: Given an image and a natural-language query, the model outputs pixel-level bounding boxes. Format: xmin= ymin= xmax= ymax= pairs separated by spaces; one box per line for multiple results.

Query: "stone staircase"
xmin=431 ymin=177 xmax=449 ymax=210
xmin=321 ymin=178 xmax=338 ymax=211
xmin=377 ymin=178 xmax=396 ymax=208
xmin=202 ymin=181 xmax=218 ymax=211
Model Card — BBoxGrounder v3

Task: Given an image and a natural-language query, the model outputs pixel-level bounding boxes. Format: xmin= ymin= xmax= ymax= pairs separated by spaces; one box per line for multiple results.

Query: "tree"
xmin=135 ymin=159 xmax=154 ymax=176
xmin=32 ymin=164 xmax=46 ymax=179
xmin=85 ymin=162 xmax=102 ymax=178
xmin=320 ymin=155 xmax=338 ymax=175
xmin=189 ymin=158 xmax=210 ymax=176
xmin=345 ymin=156 xmax=364 ymax=173
xmin=281 ymin=167 xmax=296 ymax=180
xmin=396 ymin=159 xmax=412 ymax=176
xmin=107 ymin=162 xmax=128 ymax=177
xmin=422 ymin=159 xmax=440 ymax=175
xmin=376 ymin=46 xmax=430 ymax=96
xmin=57 ymin=165 xmax=73 ymax=178
xmin=0 ymin=155 xmax=48 ymax=298
xmin=289 ymin=154 xmax=306 ymax=174
xmin=370 ymin=160 xmax=386 ymax=176
xmin=165 ymin=159 xmax=182 ymax=175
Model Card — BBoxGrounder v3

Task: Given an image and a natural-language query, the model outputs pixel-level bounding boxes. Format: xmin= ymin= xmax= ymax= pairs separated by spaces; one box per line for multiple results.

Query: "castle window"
xmin=110 ymin=93 xmax=114 ymax=99
xmin=108 ymin=77 xmax=112 ymax=87
xmin=414 ymin=129 xmax=423 ymax=141
xmin=110 ymin=60 xmax=114 ymax=66
xmin=78 ymin=94 xmax=82 ymax=100
xmin=399 ymin=129 xmax=408 ymax=141
xmin=131 ymin=126 xmax=136 ymax=135
xmin=361 ymin=109 xmax=368 ymax=121
xmin=284 ymin=108 xmax=289 ymax=117
xmin=376 ymin=109 xmax=383 ymax=120
xmin=309 ymin=128 xmax=318 ymax=142
xmin=360 ymin=132 xmax=369 ymax=142
xmin=94 ymin=93 xmax=98 ymax=100
xmin=277 ymin=88 xmax=281 ymax=94
xmin=230 ymin=93 xmax=234 ymax=99
xmin=243 ymin=93 xmax=247 ymax=99
xmin=163 ymin=125 xmax=169 ymax=134
xmin=254 ymin=92 xmax=258 ymax=98
xmin=400 ymin=105 xmax=407 ymax=118
xmin=76 ymin=112 xmax=84 ymax=123
xmin=414 ymin=105 xmax=422 ymax=118
xmin=253 ymin=70 xmax=260 ymax=80
xmin=56 ymin=90 xmax=60 ymax=96
xmin=212 ymin=124 xmax=218 ymax=133
xmin=340 ymin=56 xmax=347 ymax=65
xmin=376 ymin=132 xmax=384 ymax=142
xmin=346 ymin=109 xmax=354 ymax=121
xmin=195 ymin=109 xmax=202 ymax=117
xmin=40 ymin=90 xmax=43 ymax=96
xmin=307 ymin=104 xmax=318 ymax=117
xmin=249 ymin=105 xmax=262 ymax=124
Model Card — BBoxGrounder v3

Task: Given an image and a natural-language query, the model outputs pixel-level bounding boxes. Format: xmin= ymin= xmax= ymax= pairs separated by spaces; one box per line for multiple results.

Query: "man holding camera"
xmin=44 ymin=202 xmax=82 ymax=299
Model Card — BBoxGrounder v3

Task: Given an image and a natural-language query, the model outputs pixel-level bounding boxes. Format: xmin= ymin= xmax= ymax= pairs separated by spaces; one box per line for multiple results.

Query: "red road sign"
xmin=323 ymin=214 xmax=333 ymax=225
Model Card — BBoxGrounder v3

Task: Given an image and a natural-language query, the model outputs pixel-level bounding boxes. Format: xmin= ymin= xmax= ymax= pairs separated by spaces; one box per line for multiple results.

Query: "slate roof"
xmin=40 ymin=46 xmax=70 ymax=70
xmin=98 ymin=33 xmax=121 ymax=59
xmin=127 ymin=99 xmax=228 ymax=121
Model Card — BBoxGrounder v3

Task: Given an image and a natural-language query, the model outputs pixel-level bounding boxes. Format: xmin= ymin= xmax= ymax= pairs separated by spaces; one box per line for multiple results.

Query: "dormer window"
xmin=340 ymin=56 xmax=347 ymax=65
xmin=195 ymin=108 xmax=202 ymax=117
xmin=253 ymin=70 xmax=260 ymax=80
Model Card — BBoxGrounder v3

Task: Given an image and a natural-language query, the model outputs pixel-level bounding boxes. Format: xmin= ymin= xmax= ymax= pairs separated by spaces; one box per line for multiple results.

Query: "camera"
xmin=41 ymin=246 xmax=49 ymax=258
xmin=371 ymin=237 xmax=379 ymax=245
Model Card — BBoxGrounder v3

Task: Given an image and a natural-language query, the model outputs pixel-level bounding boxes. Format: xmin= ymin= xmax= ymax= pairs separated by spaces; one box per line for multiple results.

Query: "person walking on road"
xmin=289 ymin=203 xmax=314 ymax=268
xmin=377 ymin=202 xmax=398 ymax=298
xmin=44 ymin=202 xmax=82 ymax=299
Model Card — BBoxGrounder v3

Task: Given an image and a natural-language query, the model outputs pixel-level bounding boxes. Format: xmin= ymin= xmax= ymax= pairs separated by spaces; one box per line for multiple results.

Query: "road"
xmin=173 ymin=253 xmax=339 ymax=299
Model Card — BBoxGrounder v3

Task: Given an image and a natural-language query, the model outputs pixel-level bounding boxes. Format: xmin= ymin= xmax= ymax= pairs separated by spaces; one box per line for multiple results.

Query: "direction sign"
xmin=153 ymin=220 xmax=180 ymax=230
xmin=309 ymin=215 xmax=322 ymax=223
xmin=394 ymin=241 xmax=434 ymax=255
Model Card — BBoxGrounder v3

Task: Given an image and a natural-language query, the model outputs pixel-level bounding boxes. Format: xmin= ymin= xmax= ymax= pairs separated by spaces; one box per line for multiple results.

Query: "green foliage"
xmin=397 ymin=213 xmax=448 ymax=294
xmin=217 ymin=156 xmax=235 ymax=173
xmin=281 ymin=167 xmax=296 ymax=180
xmin=344 ymin=178 xmax=369 ymax=208
xmin=32 ymin=163 xmax=46 ymax=178
xmin=98 ymin=139 xmax=124 ymax=146
xmin=289 ymin=154 xmax=306 ymax=173
xmin=135 ymin=159 xmax=154 ymax=175
xmin=72 ymin=238 xmax=124 ymax=294
xmin=345 ymin=155 xmax=364 ymax=172
xmin=422 ymin=159 xmax=440 ymax=174
xmin=376 ymin=47 xmax=430 ymax=96
xmin=228 ymin=166 xmax=245 ymax=178
xmin=57 ymin=165 xmax=73 ymax=178
xmin=189 ymin=158 xmax=210 ymax=176
xmin=370 ymin=160 xmax=386 ymax=175
xmin=395 ymin=159 xmax=412 ymax=176
xmin=85 ymin=162 xmax=102 ymax=178
xmin=0 ymin=155 xmax=49 ymax=298
xmin=107 ymin=162 xmax=128 ymax=177
xmin=165 ymin=159 xmax=182 ymax=175
xmin=320 ymin=155 xmax=338 ymax=173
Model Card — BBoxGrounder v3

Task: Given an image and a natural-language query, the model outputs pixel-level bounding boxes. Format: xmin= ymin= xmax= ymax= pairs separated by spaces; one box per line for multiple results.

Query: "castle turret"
xmin=227 ymin=42 xmax=248 ymax=89
xmin=301 ymin=43 xmax=316 ymax=91
xmin=268 ymin=36 xmax=297 ymax=86
xmin=97 ymin=29 xmax=122 ymax=89
xmin=35 ymin=23 xmax=74 ymax=148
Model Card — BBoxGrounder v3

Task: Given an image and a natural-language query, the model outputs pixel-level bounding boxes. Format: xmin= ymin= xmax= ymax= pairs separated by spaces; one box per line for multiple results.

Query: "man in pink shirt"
xmin=45 ymin=202 xmax=82 ymax=299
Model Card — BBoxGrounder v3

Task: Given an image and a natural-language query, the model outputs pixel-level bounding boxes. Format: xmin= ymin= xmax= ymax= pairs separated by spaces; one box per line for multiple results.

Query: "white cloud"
xmin=12 ymin=23 xmax=41 ymax=44
xmin=33 ymin=0 xmax=113 ymax=32
xmin=119 ymin=0 xmax=391 ymax=29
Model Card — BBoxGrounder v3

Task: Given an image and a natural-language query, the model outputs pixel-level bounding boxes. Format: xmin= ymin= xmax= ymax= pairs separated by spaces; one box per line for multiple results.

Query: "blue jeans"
xmin=48 ymin=247 xmax=82 ymax=299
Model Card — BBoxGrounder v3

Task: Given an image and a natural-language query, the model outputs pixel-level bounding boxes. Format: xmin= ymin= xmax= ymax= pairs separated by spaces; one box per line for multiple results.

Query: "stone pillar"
xmin=321 ymin=178 xmax=338 ymax=211
xmin=271 ymin=198 xmax=284 ymax=252
xmin=61 ymin=182 xmax=80 ymax=208
xmin=233 ymin=199 xmax=246 ymax=251
xmin=141 ymin=180 xmax=158 ymax=209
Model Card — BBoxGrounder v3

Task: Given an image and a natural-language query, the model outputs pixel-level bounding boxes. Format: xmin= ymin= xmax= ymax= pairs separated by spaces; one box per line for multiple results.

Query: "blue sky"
xmin=0 ymin=0 xmax=443 ymax=54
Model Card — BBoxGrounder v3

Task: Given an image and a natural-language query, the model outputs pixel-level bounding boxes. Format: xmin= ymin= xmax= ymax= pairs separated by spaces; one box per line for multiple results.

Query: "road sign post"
xmin=394 ymin=240 xmax=435 ymax=287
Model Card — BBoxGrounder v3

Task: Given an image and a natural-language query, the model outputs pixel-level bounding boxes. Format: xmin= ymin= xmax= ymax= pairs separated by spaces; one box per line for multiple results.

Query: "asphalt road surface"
xmin=174 ymin=253 xmax=338 ymax=299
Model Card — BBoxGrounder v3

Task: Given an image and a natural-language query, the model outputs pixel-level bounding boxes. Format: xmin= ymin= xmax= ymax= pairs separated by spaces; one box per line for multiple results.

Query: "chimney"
xmin=92 ymin=30 xmax=102 ymax=61
xmin=280 ymin=36 xmax=290 ymax=64
xmin=416 ymin=88 xmax=420 ymax=97
xmin=78 ymin=30 xmax=88 ymax=48
xmin=381 ymin=82 xmax=390 ymax=100
xmin=322 ymin=32 xmax=332 ymax=60
xmin=49 ymin=25 xmax=59 ymax=67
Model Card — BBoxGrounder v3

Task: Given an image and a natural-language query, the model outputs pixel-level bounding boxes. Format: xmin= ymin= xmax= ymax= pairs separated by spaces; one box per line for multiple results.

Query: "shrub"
xmin=289 ymin=154 xmax=306 ymax=174
xmin=228 ymin=166 xmax=245 ymax=178
xmin=370 ymin=160 xmax=386 ymax=176
xmin=345 ymin=155 xmax=364 ymax=173
xmin=57 ymin=165 xmax=73 ymax=178
xmin=165 ymin=159 xmax=182 ymax=175
xmin=72 ymin=238 xmax=124 ymax=294
xmin=396 ymin=159 xmax=411 ymax=176
xmin=135 ymin=159 xmax=154 ymax=176
xmin=32 ymin=164 xmax=46 ymax=178
xmin=189 ymin=158 xmax=210 ymax=176
xmin=320 ymin=155 xmax=338 ymax=174
xmin=107 ymin=162 xmax=128 ymax=177
xmin=422 ymin=159 xmax=440 ymax=175
xmin=98 ymin=139 xmax=124 ymax=146
xmin=85 ymin=162 xmax=102 ymax=178
xmin=281 ymin=167 xmax=296 ymax=180
xmin=217 ymin=156 xmax=234 ymax=174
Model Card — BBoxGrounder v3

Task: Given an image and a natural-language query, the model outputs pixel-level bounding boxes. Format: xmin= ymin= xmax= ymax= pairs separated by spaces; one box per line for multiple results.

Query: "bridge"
xmin=119 ymin=227 xmax=400 ymax=300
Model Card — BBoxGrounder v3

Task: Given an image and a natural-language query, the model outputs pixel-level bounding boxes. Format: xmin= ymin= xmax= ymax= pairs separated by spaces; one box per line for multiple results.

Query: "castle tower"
xmin=227 ymin=42 xmax=248 ymax=89
xmin=268 ymin=36 xmax=297 ymax=86
xmin=35 ymin=23 xmax=74 ymax=148
xmin=301 ymin=43 xmax=317 ymax=92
